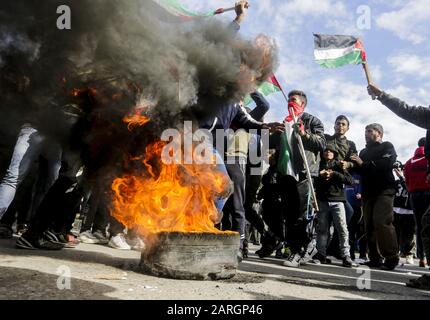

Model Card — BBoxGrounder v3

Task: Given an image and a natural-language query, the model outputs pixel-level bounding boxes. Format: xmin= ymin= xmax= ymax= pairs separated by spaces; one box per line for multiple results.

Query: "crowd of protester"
xmin=0 ymin=1 xmax=429 ymax=290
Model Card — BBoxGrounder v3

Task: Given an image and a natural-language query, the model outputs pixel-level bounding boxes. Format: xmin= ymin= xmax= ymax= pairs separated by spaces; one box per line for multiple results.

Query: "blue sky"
xmin=184 ymin=0 xmax=429 ymax=162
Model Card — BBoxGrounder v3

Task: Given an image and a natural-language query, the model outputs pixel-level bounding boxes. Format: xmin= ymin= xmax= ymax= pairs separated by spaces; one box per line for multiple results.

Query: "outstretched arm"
xmin=368 ymin=83 xmax=430 ymax=130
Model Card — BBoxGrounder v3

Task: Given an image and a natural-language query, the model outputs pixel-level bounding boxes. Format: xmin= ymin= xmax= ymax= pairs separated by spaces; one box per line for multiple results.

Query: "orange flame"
xmin=123 ymin=100 xmax=154 ymax=131
xmin=123 ymin=112 xmax=150 ymax=131
xmin=111 ymin=139 xmax=232 ymax=239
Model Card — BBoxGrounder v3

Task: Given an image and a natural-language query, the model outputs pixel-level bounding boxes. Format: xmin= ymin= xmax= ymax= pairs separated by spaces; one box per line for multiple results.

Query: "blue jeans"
xmin=0 ymin=124 xmax=62 ymax=220
xmin=213 ymin=148 xmax=233 ymax=213
xmin=316 ymin=201 xmax=350 ymax=257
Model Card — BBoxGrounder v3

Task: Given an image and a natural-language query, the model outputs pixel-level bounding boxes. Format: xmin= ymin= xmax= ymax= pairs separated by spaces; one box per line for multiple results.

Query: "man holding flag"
xmin=256 ymin=89 xmax=326 ymax=268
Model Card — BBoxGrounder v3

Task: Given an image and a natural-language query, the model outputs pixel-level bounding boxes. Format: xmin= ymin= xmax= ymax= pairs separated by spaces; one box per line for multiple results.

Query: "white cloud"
xmin=181 ymin=0 xmax=427 ymax=162
xmin=387 ymin=53 xmax=430 ymax=79
xmin=370 ymin=64 xmax=383 ymax=82
xmin=376 ymin=0 xmax=430 ymax=44
xmin=265 ymin=75 xmax=427 ymax=162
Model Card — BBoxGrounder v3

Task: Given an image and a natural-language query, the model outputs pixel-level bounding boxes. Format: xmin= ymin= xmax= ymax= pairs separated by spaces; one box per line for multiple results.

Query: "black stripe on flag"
xmin=314 ymin=34 xmax=358 ymax=49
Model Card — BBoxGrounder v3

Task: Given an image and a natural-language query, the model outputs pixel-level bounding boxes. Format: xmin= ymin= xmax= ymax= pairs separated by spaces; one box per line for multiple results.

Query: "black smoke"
xmin=0 ymin=0 xmax=278 ymax=172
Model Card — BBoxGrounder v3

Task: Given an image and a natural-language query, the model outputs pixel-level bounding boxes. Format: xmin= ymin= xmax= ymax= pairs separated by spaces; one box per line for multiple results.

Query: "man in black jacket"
xmin=351 ymin=123 xmax=399 ymax=270
xmin=256 ymin=90 xmax=326 ymax=268
xmin=313 ymin=143 xmax=354 ymax=267
xmin=325 ymin=115 xmax=358 ymax=170
xmin=324 ymin=115 xmax=358 ymax=259
xmin=368 ymin=84 xmax=430 ymax=286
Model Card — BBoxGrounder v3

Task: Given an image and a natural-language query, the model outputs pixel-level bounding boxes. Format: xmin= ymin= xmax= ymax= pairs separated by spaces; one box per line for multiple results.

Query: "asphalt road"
xmin=1 ymin=238 xmax=429 ymax=300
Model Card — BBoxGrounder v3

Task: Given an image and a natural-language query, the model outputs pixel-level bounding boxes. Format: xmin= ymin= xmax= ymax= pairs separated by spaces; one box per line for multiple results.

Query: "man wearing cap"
xmin=351 ymin=123 xmax=399 ymax=270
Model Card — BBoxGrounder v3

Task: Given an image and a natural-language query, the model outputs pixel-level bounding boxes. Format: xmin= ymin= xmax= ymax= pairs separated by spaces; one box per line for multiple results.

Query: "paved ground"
xmin=1 ymin=237 xmax=429 ymax=300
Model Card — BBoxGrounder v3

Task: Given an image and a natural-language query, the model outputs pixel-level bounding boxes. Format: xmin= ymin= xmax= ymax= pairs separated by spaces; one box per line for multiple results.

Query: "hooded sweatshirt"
xmin=404 ymin=146 xmax=430 ymax=193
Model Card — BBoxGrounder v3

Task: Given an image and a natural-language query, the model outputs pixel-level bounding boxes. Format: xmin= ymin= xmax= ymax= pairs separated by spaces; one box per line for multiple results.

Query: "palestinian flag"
xmin=244 ymin=74 xmax=282 ymax=106
xmin=148 ymin=0 xmax=221 ymax=22
xmin=313 ymin=34 xmax=366 ymax=68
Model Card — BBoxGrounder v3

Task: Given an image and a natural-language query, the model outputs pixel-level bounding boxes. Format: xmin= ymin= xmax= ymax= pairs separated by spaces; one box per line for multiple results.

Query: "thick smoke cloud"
xmin=1 ymin=0 xmax=278 ymax=128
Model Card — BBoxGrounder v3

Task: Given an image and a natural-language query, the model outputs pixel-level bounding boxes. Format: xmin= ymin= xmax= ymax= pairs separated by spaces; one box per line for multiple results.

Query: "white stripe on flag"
xmin=314 ymin=44 xmax=357 ymax=61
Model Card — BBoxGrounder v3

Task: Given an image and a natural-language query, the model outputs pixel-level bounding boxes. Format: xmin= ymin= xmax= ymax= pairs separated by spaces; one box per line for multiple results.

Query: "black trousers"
xmin=363 ymin=193 xmax=399 ymax=262
xmin=393 ymin=213 xmax=416 ymax=256
xmin=262 ymin=175 xmax=312 ymax=254
xmin=222 ymin=160 xmax=247 ymax=248
xmin=26 ymin=148 xmax=82 ymax=237
xmin=348 ymin=205 xmax=366 ymax=259
xmin=80 ymin=181 xmax=111 ymax=234
xmin=422 ymin=204 xmax=430 ymax=261
xmin=244 ymin=171 xmax=265 ymax=235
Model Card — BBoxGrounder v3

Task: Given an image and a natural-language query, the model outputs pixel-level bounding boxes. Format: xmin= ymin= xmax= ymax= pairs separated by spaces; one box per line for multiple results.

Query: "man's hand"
xmin=263 ymin=122 xmax=285 ymax=133
xmin=292 ymin=122 xmax=306 ymax=137
xmin=320 ymin=169 xmax=333 ymax=180
xmin=234 ymin=1 xmax=249 ymax=24
xmin=350 ymin=155 xmax=363 ymax=167
xmin=367 ymin=83 xmax=382 ymax=100
xmin=340 ymin=160 xmax=350 ymax=170
xmin=320 ymin=170 xmax=329 ymax=179
xmin=356 ymin=193 xmax=362 ymax=200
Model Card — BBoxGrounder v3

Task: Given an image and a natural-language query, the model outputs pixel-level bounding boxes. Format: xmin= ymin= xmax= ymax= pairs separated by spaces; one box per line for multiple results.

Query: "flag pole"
xmin=278 ymin=88 xmax=319 ymax=212
xmin=214 ymin=3 xmax=250 ymax=15
xmin=362 ymin=62 xmax=376 ymax=100
xmin=214 ymin=7 xmax=235 ymax=14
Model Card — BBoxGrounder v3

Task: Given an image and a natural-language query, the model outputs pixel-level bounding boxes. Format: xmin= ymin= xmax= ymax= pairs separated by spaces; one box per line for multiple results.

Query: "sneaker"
xmin=36 ymin=236 xmax=66 ymax=250
xmin=283 ymin=253 xmax=301 ymax=268
xmin=78 ymin=230 xmax=101 ymax=244
xmin=255 ymin=231 xmax=278 ymax=258
xmin=419 ymin=260 xmax=426 ymax=268
xmin=406 ymin=275 xmax=430 ymax=290
xmin=312 ymin=252 xmax=331 ymax=265
xmin=355 ymin=257 xmax=368 ymax=264
xmin=381 ymin=257 xmax=399 ymax=271
xmin=16 ymin=235 xmax=38 ymax=250
xmin=43 ymin=230 xmax=64 ymax=244
xmin=361 ymin=260 xmax=383 ymax=268
xmin=0 ymin=224 xmax=13 ymax=239
xmin=301 ymin=241 xmax=318 ymax=264
xmin=405 ymin=255 xmax=414 ymax=265
xmin=108 ymin=234 xmax=131 ymax=250
xmin=93 ymin=230 xmax=109 ymax=244
xmin=127 ymin=236 xmax=145 ymax=251
xmin=16 ymin=233 xmax=64 ymax=250
xmin=342 ymin=256 xmax=353 ymax=268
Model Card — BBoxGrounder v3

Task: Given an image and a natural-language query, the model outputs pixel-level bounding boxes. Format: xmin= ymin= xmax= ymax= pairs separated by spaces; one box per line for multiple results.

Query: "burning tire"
xmin=140 ymin=231 xmax=240 ymax=280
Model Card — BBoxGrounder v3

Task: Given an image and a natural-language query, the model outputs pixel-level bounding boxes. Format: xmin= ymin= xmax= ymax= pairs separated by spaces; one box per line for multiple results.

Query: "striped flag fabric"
xmin=244 ymin=74 xmax=282 ymax=106
xmin=313 ymin=34 xmax=366 ymax=68
xmin=149 ymin=0 xmax=223 ymax=22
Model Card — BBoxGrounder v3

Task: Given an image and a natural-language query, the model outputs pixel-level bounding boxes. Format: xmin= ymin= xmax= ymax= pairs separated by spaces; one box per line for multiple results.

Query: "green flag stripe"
xmin=156 ymin=0 xmax=215 ymax=18
xmin=243 ymin=80 xmax=281 ymax=106
xmin=315 ymin=50 xmax=364 ymax=68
